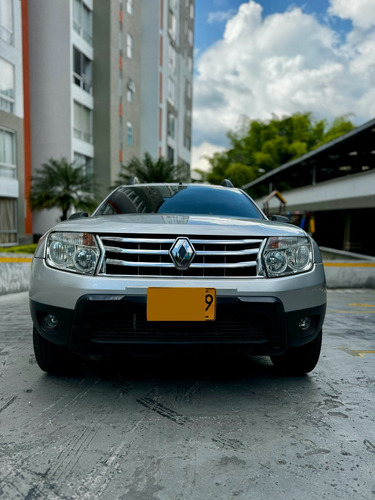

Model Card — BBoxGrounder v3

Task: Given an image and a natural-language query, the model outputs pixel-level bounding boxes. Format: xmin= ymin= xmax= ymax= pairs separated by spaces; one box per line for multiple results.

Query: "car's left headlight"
xmin=46 ymin=232 xmax=100 ymax=275
xmin=262 ymin=236 xmax=313 ymax=277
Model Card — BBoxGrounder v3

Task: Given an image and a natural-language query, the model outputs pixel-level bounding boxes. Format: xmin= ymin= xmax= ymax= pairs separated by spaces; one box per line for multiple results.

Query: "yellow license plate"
xmin=147 ymin=288 xmax=216 ymax=322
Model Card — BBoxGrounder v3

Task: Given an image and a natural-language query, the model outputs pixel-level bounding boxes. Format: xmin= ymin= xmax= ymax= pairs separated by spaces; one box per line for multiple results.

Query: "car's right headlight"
xmin=262 ymin=236 xmax=313 ymax=277
xmin=46 ymin=232 xmax=100 ymax=275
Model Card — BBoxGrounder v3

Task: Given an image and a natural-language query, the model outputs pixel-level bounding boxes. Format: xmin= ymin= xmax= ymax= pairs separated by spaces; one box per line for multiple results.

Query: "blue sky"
xmin=195 ymin=0 xmax=351 ymax=52
xmin=191 ymin=0 xmax=375 ymax=171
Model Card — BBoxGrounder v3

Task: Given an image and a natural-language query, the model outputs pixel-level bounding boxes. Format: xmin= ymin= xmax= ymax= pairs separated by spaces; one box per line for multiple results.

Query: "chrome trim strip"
xmin=106 ymin=259 xmax=257 ymax=269
xmin=100 ymin=236 xmax=263 ymax=246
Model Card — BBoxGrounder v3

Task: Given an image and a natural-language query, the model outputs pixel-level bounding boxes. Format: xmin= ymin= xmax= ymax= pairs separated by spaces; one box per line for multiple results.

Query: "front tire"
xmin=271 ymin=330 xmax=322 ymax=375
xmin=33 ymin=327 xmax=79 ymax=375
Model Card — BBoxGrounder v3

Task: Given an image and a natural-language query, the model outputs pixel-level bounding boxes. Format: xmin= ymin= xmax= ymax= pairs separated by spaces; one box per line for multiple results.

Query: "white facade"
xmin=28 ymin=0 xmax=94 ymax=235
xmin=0 ymin=0 xmax=24 ymax=244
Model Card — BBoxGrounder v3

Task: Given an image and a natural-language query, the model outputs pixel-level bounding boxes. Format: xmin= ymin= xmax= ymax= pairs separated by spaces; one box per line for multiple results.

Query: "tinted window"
xmin=95 ymin=185 xmax=264 ymax=219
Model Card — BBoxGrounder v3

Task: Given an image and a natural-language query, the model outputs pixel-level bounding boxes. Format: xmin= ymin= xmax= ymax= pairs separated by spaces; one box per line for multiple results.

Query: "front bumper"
xmin=30 ymin=294 xmax=326 ymax=357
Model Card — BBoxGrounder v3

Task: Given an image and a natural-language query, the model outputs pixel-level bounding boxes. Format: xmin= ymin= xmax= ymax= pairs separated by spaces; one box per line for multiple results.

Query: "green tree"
xmin=29 ymin=157 xmax=98 ymax=221
xmin=114 ymin=153 xmax=189 ymax=186
xmin=204 ymin=113 xmax=355 ymax=188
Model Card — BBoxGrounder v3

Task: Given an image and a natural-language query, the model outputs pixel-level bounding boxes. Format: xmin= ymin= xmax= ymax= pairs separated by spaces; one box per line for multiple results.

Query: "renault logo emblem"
xmin=169 ymin=237 xmax=196 ymax=270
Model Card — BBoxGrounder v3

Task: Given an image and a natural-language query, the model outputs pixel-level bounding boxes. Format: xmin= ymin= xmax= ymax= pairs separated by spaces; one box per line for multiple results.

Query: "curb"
xmin=0 ymin=254 xmax=33 ymax=296
xmin=323 ymin=261 xmax=375 ymax=289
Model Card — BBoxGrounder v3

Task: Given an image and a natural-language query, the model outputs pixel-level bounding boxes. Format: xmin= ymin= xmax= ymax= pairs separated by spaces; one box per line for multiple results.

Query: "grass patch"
xmin=0 ymin=244 xmax=37 ymax=254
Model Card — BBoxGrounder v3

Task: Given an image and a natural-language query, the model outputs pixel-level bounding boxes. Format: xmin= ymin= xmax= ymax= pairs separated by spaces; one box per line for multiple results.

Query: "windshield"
xmin=94 ymin=184 xmax=264 ymax=219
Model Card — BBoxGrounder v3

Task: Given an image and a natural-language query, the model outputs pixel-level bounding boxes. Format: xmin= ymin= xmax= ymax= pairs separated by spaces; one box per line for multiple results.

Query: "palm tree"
xmin=114 ymin=152 xmax=189 ymax=186
xmin=29 ymin=157 xmax=98 ymax=221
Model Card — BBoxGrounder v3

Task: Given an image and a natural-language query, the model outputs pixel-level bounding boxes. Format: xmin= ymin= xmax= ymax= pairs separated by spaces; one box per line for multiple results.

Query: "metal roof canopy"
xmin=242 ymin=117 xmax=375 ymax=192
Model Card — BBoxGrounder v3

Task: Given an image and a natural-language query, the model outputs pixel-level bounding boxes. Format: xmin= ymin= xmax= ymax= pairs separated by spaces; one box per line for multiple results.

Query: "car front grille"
xmin=90 ymin=312 xmax=268 ymax=344
xmin=97 ymin=234 xmax=265 ymax=278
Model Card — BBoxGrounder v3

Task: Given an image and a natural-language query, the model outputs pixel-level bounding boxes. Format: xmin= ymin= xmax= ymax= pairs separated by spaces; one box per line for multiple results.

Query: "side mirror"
xmin=69 ymin=212 xmax=89 ymax=220
xmin=270 ymin=214 xmax=290 ymax=224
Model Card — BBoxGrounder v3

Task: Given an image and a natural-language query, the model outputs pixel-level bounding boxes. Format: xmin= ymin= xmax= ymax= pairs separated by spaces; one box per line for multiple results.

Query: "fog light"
xmin=298 ymin=316 xmax=314 ymax=335
xmin=41 ymin=313 xmax=59 ymax=332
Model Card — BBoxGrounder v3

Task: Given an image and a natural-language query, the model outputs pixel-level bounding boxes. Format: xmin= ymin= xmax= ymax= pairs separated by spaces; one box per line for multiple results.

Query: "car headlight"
xmin=263 ymin=236 xmax=313 ymax=277
xmin=46 ymin=232 xmax=100 ymax=275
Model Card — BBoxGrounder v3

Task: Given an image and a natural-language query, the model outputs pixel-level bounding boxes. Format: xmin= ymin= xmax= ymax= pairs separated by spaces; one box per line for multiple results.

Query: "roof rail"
xmin=221 ymin=179 xmax=234 ymax=188
xmin=127 ymin=176 xmax=140 ymax=185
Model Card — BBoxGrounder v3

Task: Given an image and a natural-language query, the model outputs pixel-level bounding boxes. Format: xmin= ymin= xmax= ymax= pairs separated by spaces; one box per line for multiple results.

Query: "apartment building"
xmin=141 ymin=0 xmax=194 ymax=178
xmin=0 ymin=0 xmax=31 ymax=245
xmin=28 ymin=0 xmax=95 ymax=236
xmin=94 ymin=0 xmax=194 ymax=196
xmin=93 ymin=0 xmax=142 ymax=195
xmin=4 ymin=0 xmax=194 ymax=239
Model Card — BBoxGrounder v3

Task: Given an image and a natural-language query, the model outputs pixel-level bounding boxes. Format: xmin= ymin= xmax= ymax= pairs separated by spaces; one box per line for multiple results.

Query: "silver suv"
xmin=30 ymin=183 xmax=326 ymax=375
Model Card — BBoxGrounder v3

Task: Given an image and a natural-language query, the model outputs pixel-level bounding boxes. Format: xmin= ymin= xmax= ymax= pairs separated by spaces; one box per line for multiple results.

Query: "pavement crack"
xmin=0 ymin=395 xmax=17 ymax=414
xmin=137 ymin=397 xmax=191 ymax=425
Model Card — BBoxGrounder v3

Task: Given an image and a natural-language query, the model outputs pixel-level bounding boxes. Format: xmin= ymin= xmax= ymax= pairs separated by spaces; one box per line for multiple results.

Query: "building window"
xmin=168 ymin=77 xmax=176 ymax=105
xmin=73 ymin=47 xmax=92 ymax=94
xmin=73 ymin=101 xmax=93 ymax=143
xmin=0 ymin=198 xmax=17 ymax=244
xmin=186 ymin=80 xmax=192 ymax=99
xmin=0 ymin=0 xmax=13 ymax=44
xmin=168 ymin=113 xmax=175 ymax=139
xmin=73 ymin=0 xmax=93 ymax=45
xmin=126 ymin=122 xmax=133 ymax=146
xmin=168 ymin=43 xmax=176 ymax=74
xmin=168 ymin=146 xmax=174 ymax=163
xmin=126 ymin=33 xmax=133 ymax=58
xmin=0 ymin=128 xmax=16 ymax=179
xmin=188 ymin=28 xmax=193 ymax=46
xmin=185 ymin=135 xmax=191 ymax=150
xmin=0 ymin=57 xmax=14 ymax=114
xmin=127 ymin=78 xmax=135 ymax=102
xmin=168 ymin=10 xmax=176 ymax=40
xmin=126 ymin=0 xmax=133 ymax=15
xmin=74 ymin=152 xmax=93 ymax=179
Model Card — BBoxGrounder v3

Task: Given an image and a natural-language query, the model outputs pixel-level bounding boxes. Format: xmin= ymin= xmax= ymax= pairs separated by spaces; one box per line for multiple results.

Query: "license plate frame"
xmin=147 ymin=288 xmax=216 ymax=322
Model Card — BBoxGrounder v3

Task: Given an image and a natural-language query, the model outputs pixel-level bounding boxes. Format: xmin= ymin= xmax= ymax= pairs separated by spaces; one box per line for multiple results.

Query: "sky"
xmin=192 ymin=0 xmax=375 ymax=173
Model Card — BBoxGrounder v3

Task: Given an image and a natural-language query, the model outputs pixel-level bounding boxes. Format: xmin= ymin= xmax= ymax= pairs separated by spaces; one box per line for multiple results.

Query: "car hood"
xmin=52 ymin=214 xmax=306 ymax=238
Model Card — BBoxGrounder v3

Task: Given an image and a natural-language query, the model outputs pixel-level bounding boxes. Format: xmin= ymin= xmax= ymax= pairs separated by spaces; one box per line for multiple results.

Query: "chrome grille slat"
xmin=198 ymin=248 xmax=258 ymax=256
xmin=105 ymin=245 xmax=170 ymax=255
xmin=98 ymin=234 xmax=264 ymax=278
xmin=106 ymin=259 xmax=257 ymax=269
xmin=101 ymin=236 xmax=175 ymax=244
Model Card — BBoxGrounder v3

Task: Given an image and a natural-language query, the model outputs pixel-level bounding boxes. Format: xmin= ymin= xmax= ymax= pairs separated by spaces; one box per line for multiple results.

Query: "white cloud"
xmin=191 ymin=142 xmax=226 ymax=179
xmin=193 ymin=0 xmax=375 ymax=155
xmin=329 ymin=0 xmax=375 ymax=30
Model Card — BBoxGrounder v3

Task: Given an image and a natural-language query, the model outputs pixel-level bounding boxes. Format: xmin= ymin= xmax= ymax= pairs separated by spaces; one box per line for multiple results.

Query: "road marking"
xmin=0 ymin=256 xmax=32 ymax=263
xmin=339 ymin=347 xmax=375 ymax=357
xmin=324 ymin=262 xmax=375 ymax=267
xmin=349 ymin=303 xmax=375 ymax=308
xmin=327 ymin=309 xmax=375 ymax=314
